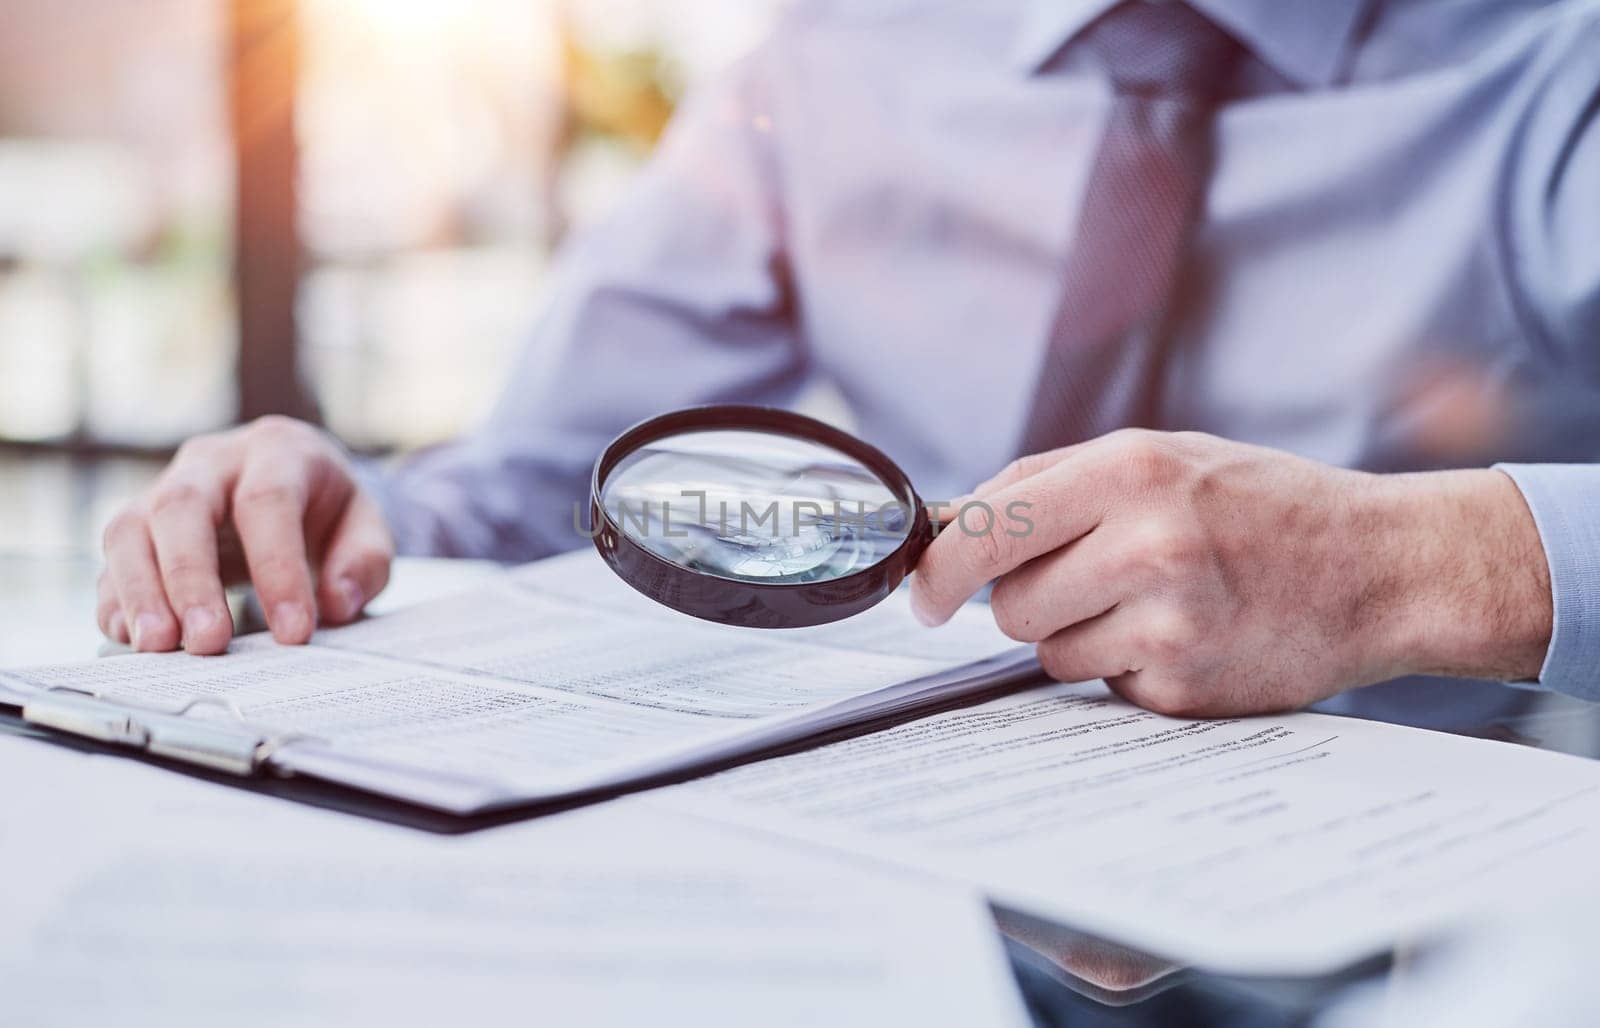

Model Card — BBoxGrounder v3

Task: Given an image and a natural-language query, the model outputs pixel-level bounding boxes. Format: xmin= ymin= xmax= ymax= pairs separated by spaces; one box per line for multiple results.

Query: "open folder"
xmin=0 ymin=551 xmax=1040 ymax=815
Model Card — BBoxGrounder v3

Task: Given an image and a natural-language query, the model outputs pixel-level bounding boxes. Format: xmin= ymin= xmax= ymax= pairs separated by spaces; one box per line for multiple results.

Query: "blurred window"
xmin=0 ymin=0 xmax=234 ymax=447
xmin=0 ymin=0 xmax=779 ymax=453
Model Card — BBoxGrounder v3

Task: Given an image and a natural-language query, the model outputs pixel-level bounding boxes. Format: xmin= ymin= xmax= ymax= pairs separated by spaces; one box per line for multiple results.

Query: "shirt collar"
xmin=1010 ymin=0 xmax=1371 ymax=88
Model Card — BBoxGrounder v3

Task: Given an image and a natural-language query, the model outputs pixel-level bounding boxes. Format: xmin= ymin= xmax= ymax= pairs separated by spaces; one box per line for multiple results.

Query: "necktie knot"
xmin=1083 ymin=1 xmax=1243 ymax=100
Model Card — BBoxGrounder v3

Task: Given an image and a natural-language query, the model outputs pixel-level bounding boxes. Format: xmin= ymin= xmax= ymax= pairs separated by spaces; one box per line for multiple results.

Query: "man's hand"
xmin=99 ymin=416 xmax=394 ymax=655
xmin=911 ymin=430 xmax=1552 ymax=717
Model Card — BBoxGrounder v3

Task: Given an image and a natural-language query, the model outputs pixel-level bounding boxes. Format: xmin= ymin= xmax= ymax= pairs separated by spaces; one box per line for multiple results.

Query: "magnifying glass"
xmin=590 ymin=405 xmax=936 ymax=628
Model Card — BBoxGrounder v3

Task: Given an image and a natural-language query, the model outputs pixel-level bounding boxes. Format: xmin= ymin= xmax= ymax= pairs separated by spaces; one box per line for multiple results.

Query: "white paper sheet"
xmin=317 ymin=582 xmax=949 ymax=719
xmin=662 ymin=680 xmax=1600 ymax=975
xmin=0 ymin=734 xmax=1030 ymax=1028
xmin=508 ymin=549 xmax=1027 ymax=663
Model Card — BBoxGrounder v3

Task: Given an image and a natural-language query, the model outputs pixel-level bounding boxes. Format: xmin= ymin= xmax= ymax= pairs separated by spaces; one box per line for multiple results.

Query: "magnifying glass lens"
xmin=599 ymin=428 xmax=911 ymax=585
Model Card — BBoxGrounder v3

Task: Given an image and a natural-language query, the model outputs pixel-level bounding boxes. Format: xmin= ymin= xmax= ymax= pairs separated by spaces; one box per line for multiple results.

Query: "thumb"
xmin=971 ymin=442 xmax=1085 ymax=499
xmin=316 ymin=491 xmax=394 ymax=625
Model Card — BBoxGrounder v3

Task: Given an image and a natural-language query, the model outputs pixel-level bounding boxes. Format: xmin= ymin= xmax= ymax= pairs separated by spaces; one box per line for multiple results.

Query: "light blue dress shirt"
xmin=370 ymin=0 xmax=1600 ymax=727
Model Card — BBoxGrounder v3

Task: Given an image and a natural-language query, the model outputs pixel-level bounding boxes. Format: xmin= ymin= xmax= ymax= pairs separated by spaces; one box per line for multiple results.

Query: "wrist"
xmin=1351 ymin=469 xmax=1552 ymax=684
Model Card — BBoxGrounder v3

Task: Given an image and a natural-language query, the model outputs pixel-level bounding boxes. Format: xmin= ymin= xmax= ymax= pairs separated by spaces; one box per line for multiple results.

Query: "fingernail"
xmin=183 ymin=607 xmax=219 ymax=646
xmin=272 ymin=602 xmax=310 ymax=643
xmin=108 ymin=609 xmax=127 ymax=644
xmin=337 ymin=576 xmax=364 ymax=620
xmin=133 ymin=612 xmax=164 ymax=651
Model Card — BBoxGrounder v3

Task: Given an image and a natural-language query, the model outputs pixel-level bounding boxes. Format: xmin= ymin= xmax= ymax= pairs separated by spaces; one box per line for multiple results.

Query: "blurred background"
xmin=0 ymin=0 xmax=781 ymax=560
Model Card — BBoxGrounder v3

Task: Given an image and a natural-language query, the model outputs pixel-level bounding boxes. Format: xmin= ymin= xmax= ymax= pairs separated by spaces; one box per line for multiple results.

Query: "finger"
xmin=96 ymin=572 xmax=129 ymax=644
xmin=988 ymin=525 xmax=1128 ymax=643
xmin=1101 ymin=671 xmax=1177 ymax=717
xmin=315 ymin=491 xmax=394 ymax=625
xmin=911 ymin=453 xmax=1108 ymax=626
xmin=147 ymin=477 xmax=234 ymax=655
xmin=1034 ymin=606 xmax=1141 ymax=686
xmin=968 ymin=443 xmax=1087 ymax=500
xmin=928 ymin=445 xmax=1091 ymax=527
xmin=232 ymin=464 xmax=317 ymax=644
xmin=102 ymin=512 xmax=181 ymax=652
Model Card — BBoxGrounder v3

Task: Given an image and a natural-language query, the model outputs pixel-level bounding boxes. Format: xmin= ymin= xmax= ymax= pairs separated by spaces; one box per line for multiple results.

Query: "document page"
xmin=0 ymin=735 xmax=1030 ymax=1028
xmin=0 ymin=550 xmax=1034 ymax=812
xmin=507 ymin=548 xmax=1023 ymax=664
xmin=663 ymin=680 xmax=1600 ymax=974
xmin=2 ymin=635 xmax=710 ymax=809
xmin=315 ymin=583 xmax=951 ymax=719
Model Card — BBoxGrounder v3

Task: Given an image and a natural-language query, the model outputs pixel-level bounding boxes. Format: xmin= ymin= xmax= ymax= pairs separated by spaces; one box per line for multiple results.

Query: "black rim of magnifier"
xmin=590 ymin=405 xmax=932 ymax=629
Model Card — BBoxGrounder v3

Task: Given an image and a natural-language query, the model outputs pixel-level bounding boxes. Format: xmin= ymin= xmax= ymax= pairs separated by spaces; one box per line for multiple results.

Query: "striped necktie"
xmin=1017 ymin=1 xmax=1244 ymax=455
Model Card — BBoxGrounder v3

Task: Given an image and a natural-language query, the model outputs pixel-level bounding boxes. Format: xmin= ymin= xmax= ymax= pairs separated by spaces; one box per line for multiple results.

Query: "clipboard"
xmin=0 ymin=669 xmax=1048 ymax=835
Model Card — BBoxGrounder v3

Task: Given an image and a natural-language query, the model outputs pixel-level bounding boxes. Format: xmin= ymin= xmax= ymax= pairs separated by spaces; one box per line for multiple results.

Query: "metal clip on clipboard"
xmin=20 ymin=688 xmax=290 ymax=776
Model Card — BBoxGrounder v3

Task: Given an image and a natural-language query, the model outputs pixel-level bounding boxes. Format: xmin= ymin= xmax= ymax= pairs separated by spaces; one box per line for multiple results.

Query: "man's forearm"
xmin=1359 ymin=469 xmax=1553 ymax=685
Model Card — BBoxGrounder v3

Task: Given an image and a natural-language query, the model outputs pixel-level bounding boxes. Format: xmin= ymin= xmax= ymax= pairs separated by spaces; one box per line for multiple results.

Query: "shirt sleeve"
xmin=1493 ymin=19 xmax=1600 ymax=699
xmin=367 ymin=38 xmax=806 ymax=562
xmin=1495 ymin=464 xmax=1600 ymax=700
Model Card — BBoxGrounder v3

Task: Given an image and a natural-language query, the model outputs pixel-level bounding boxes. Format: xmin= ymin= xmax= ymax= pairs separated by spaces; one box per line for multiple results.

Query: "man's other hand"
xmin=911 ymin=430 xmax=1552 ymax=717
xmin=98 ymin=416 xmax=394 ymax=655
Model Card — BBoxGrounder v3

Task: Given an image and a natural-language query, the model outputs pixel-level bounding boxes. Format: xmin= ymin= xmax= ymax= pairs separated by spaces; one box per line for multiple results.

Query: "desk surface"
xmin=6 ymin=547 xmax=1599 ymax=1026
